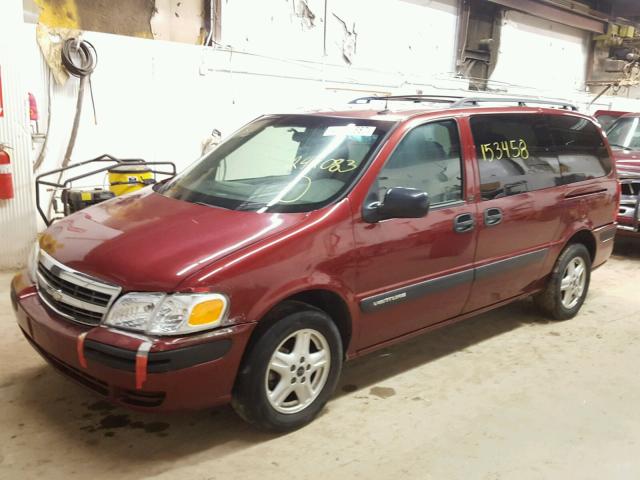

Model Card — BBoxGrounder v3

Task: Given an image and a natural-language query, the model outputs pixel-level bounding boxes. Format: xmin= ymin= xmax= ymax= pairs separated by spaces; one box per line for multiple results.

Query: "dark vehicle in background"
xmin=604 ymin=113 xmax=640 ymax=233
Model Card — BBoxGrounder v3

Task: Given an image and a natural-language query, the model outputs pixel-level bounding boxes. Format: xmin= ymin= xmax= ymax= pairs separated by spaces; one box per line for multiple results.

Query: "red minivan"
xmin=11 ymin=96 xmax=618 ymax=431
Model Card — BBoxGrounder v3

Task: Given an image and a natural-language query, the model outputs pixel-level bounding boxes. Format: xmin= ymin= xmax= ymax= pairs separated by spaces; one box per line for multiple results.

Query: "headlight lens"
xmin=104 ymin=292 xmax=165 ymax=332
xmin=27 ymin=240 xmax=40 ymax=283
xmin=104 ymin=292 xmax=228 ymax=336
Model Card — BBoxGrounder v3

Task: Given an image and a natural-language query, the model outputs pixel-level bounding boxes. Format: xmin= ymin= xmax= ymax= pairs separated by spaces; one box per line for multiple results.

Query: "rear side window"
xmin=547 ymin=116 xmax=612 ymax=183
xmin=470 ymin=115 xmax=561 ymax=200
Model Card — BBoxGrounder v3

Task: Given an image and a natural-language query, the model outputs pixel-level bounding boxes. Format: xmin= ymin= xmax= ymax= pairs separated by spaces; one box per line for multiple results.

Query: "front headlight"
xmin=104 ymin=292 xmax=229 ymax=336
xmin=27 ymin=240 xmax=40 ymax=284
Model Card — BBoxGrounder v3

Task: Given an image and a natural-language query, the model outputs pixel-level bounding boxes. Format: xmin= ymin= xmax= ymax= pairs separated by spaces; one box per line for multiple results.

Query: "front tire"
xmin=232 ymin=306 xmax=343 ymax=432
xmin=534 ymin=243 xmax=591 ymax=320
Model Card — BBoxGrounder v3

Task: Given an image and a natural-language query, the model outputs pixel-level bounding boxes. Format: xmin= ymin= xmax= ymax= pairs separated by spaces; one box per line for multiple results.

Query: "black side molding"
xmin=475 ymin=248 xmax=548 ymax=280
xmin=360 ymin=248 xmax=549 ymax=312
xmin=360 ymin=269 xmax=474 ymax=313
xmin=84 ymin=338 xmax=232 ymax=373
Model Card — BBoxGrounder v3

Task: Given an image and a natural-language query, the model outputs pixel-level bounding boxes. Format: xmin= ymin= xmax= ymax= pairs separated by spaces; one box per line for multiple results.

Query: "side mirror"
xmin=363 ymin=187 xmax=430 ymax=223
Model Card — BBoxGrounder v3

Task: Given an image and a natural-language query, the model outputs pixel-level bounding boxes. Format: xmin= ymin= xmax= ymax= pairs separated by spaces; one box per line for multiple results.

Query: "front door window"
xmin=373 ymin=120 xmax=463 ymax=205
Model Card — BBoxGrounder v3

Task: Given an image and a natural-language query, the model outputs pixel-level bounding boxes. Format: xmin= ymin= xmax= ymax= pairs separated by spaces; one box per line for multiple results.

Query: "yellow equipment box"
xmin=108 ymin=163 xmax=155 ymax=196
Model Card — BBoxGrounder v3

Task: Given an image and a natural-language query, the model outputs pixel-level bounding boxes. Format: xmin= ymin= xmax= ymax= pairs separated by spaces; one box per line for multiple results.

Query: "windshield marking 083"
xmin=158 ymin=114 xmax=393 ymax=213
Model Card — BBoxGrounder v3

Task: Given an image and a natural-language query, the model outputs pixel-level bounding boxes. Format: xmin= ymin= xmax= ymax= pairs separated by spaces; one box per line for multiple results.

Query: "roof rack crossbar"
xmin=449 ymin=97 xmax=578 ymax=111
xmin=349 ymin=95 xmax=578 ymax=111
xmin=349 ymin=95 xmax=463 ymax=104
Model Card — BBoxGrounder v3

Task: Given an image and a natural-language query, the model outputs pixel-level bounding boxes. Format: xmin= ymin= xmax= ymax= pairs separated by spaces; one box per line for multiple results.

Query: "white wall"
xmin=27 ymin=0 xmax=461 ymax=180
xmin=0 ymin=0 xmax=38 ymax=270
xmin=491 ymin=10 xmax=590 ymax=97
xmin=221 ymin=0 xmax=458 ymax=77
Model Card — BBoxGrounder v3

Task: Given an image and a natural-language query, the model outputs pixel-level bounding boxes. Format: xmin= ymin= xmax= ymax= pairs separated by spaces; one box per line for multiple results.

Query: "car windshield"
xmin=606 ymin=116 xmax=640 ymax=150
xmin=595 ymin=114 xmax=621 ymax=131
xmin=158 ymin=115 xmax=393 ymax=213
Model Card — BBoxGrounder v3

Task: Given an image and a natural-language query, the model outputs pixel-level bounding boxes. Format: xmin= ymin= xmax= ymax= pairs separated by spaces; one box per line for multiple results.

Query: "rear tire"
xmin=534 ymin=243 xmax=591 ymax=321
xmin=232 ymin=307 xmax=343 ymax=432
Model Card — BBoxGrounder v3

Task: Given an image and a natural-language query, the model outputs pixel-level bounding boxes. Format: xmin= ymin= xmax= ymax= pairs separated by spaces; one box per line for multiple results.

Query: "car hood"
xmin=41 ymin=189 xmax=307 ymax=291
xmin=613 ymin=149 xmax=640 ymax=177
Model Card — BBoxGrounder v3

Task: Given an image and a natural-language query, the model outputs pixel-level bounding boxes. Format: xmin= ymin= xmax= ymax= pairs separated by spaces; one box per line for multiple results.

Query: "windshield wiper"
xmin=194 ymin=201 xmax=218 ymax=208
xmin=235 ymin=201 xmax=266 ymax=211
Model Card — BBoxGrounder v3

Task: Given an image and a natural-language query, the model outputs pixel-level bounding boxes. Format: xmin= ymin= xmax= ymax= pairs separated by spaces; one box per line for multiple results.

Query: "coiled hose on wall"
xmin=61 ymin=38 xmax=98 ymax=78
xmin=46 ymin=37 xmax=98 ymax=217
xmin=60 ymin=37 xmax=98 ymax=160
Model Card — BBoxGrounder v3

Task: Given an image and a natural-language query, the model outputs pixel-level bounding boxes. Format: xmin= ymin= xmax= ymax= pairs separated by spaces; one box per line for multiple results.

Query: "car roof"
xmin=305 ymin=105 xmax=435 ymax=122
xmin=302 ymin=105 xmax=595 ymax=123
xmin=593 ymin=109 xmax=630 ymax=117
xmin=298 ymin=95 xmax=582 ymax=122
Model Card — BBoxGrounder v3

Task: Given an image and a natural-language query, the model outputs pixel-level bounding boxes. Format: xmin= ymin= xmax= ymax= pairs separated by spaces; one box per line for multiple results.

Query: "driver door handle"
xmin=484 ymin=207 xmax=503 ymax=226
xmin=453 ymin=213 xmax=475 ymax=233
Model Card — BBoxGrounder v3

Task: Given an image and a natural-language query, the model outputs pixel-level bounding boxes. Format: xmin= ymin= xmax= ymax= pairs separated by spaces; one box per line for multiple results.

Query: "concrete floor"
xmin=1 ymin=237 xmax=639 ymax=480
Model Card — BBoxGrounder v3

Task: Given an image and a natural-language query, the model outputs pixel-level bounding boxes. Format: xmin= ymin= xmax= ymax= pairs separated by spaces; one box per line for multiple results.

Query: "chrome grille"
xmin=36 ymin=251 xmax=121 ymax=326
xmin=621 ymin=182 xmax=640 ymax=197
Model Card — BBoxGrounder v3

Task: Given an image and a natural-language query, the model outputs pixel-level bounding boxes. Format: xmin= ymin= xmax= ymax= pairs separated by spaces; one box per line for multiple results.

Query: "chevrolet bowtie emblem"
xmin=48 ymin=286 xmax=64 ymax=302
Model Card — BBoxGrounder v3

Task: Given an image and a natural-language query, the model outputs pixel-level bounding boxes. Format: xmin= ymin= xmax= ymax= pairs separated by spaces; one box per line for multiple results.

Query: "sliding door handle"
xmin=484 ymin=207 xmax=503 ymax=226
xmin=454 ymin=213 xmax=475 ymax=233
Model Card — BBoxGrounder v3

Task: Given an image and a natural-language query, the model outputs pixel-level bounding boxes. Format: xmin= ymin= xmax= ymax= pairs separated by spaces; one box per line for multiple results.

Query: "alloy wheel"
xmin=560 ymin=256 xmax=587 ymax=310
xmin=264 ymin=328 xmax=331 ymax=414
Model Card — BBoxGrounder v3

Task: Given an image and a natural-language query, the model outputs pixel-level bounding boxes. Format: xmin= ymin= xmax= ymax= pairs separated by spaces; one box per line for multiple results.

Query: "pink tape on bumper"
xmin=135 ymin=341 xmax=153 ymax=390
xmin=76 ymin=332 xmax=88 ymax=368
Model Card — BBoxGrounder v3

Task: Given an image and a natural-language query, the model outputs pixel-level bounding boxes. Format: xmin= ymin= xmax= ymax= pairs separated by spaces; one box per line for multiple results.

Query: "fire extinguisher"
xmin=0 ymin=144 xmax=13 ymax=200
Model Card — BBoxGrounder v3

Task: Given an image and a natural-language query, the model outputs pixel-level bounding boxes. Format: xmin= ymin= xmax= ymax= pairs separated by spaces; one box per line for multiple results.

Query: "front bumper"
xmin=10 ymin=271 xmax=255 ymax=411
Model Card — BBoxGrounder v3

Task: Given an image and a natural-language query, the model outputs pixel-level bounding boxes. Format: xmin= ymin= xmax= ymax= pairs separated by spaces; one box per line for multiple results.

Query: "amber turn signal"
xmin=188 ymin=299 xmax=226 ymax=326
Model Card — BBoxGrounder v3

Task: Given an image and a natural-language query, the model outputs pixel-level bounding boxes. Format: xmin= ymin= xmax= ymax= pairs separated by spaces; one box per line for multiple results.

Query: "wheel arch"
xmin=564 ymin=229 xmax=596 ymax=262
xmin=286 ymin=289 xmax=353 ymax=352
xmin=239 ymin=288 xmax=354 ymax=375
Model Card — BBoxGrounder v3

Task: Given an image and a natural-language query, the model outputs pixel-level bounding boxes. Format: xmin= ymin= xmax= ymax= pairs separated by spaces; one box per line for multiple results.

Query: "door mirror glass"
xmin=363 ymin=187 xmax=430 ymax=223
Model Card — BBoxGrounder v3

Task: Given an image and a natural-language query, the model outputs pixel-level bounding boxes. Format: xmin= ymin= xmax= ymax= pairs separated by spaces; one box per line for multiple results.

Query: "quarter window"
xmin=470 ymin=114 xmax=561 ymax=200
xmin=547 ymin=115 xmax=611 ymax=182
xmin=373 ymin=120 xmax=463 ymax=205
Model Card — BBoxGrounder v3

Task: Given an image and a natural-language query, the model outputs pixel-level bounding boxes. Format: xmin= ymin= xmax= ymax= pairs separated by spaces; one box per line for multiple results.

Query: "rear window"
xmin=470 ymin=114 xmax=611 ymax=200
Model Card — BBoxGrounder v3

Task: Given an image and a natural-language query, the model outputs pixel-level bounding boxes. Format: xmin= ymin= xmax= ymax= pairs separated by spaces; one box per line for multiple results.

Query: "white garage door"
xmin=491 ymin=9 xmax=590 ymax=95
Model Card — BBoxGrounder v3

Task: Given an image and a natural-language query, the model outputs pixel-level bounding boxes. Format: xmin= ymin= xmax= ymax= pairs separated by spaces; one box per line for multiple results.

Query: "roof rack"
xmin=449 ymin=97 xmax=578 ymax=111
xmin=349 ymin=95 xmax=461 ymax=105
xmin=349 ymin=94 xmax=578 ymax=111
